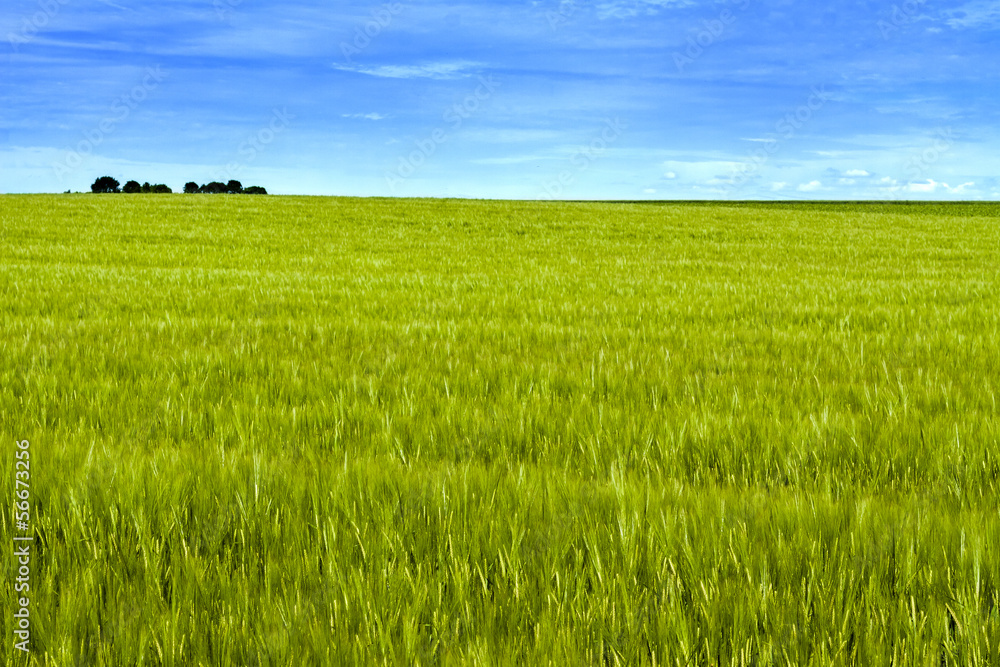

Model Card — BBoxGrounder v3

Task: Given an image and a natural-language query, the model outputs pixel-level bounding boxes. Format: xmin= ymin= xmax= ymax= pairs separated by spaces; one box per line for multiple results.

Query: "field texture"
xmin=2 ymin=195 xmax=999 ymax=665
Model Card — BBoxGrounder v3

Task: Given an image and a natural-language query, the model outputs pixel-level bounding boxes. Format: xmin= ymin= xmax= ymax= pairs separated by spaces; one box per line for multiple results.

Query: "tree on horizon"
xmin=91 ymin=176 xmax=121 ymax=193
xmin=199 ymin=181 xmax=227 ymax=194
xmin=89 ymin=177 xmax=268 ymax=195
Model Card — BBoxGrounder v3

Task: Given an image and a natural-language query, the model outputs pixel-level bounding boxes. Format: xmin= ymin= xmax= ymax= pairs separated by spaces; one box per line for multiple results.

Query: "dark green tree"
xmin=122 ymin=180 xmax=142 ymax=193
xmin=226 ymin=180 xmax=243 ymax=194
xmin=141 ymin=182 xmax=151 ymax=193
xmin=184 ymin=182 xmax=199 ymax=194
xmin=244 ymin=186 xmax=268 ymax=195
xmin=151 ymin=184 xmax=172 ymax=193
xmin=90 ymin=176 xmax=120 ymax=193
xmin=199 ymin=181 xmax=227 ymax=194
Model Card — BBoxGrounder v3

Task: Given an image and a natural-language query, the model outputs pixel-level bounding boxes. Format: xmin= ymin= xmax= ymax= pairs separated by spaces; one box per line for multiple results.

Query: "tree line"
xmin=91 ymin=177 xmax=267 ymax=195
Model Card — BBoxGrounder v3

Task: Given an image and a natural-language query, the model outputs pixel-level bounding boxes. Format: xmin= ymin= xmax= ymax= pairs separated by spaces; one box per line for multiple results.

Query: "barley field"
xmin=2 ymin=194 xmax=999 ymax=665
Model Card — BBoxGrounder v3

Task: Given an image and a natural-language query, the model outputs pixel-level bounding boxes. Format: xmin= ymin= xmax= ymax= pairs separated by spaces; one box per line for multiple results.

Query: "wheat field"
xmin=2 ymin=194 xmax=999 ymax=665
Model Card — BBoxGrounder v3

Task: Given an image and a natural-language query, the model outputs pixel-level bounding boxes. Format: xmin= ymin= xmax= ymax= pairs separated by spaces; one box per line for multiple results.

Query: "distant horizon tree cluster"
xmin=123 ymin=180 xmax=172 ymax=194
xmin=184 ymin=180 xmax=267 ymax=195
xmin=90 ymin=177 xmax=267 ymax=195
xmin=91 ymin=177 xmax=171 ymax=193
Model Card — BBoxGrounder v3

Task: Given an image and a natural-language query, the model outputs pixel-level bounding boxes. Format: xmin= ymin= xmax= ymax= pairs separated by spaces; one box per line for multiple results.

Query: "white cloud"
xmin=904 ymin=180 xmax=975 ymax=194
xmin=462 ymin=129 xmax=564 ymax=143
xmin=844 ymin=169 xmax=870 ymax=177
xmin=771 ymin=182 xmax=787 ymax=191
xmin=596 ymin=0 xmax=696 ymax=19
xmin=907 ymin=180 xmax=939 ymax=193
xmin=332 ymin=61 xmax=482 ymax=80
xmin=643 ymin=188 xmax=657 ymax=194
xmin=945 ymin=1 xmax=1000 ymax=28
xmin=663 ymin=171 xmax=676 ymax=179
xmin=470 ymin=155 xmax=554 ymax=165
xmin=839 ymin=178 xmax=856 ymax=185
xmin=661 ymin=160 xmax=747 ymax=178
xmin=797 ymin=180 xmax=822 ymax=192
xmin=342 ymin=113 xmax=389 ymax=121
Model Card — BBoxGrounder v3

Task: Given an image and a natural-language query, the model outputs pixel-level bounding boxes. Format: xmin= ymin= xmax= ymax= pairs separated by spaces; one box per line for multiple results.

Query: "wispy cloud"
xmin=595 ymin=0 xmax=696 ymax=19
xmin=342 ymin=113 xmax=390 ymax=121
xmin=470 ymin=155 xmax=555 ymax=165
xmin=906 ymin=179 xmax=976 ymax=194
xmin=945 ymin=1 xmax=1000 ymax=29
xmin=331 ymin=61 xmax=483 ymax=80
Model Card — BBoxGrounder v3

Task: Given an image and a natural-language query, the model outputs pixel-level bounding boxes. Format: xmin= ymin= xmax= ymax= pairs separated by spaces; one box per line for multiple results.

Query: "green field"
xmin=2 ymin=194 xmax=999 ymax=665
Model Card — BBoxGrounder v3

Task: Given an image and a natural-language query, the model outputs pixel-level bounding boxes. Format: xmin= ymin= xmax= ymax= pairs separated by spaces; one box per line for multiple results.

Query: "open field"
xmin=2 ymin=195 xmax=999 ymax=665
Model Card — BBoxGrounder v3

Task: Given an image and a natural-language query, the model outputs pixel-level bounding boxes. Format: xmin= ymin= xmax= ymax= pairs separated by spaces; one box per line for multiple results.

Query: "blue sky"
xmin=2 ymin=0 xmax=997 ymax=199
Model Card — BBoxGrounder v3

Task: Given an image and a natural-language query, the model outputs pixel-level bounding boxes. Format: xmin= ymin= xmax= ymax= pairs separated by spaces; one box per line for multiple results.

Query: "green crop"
xmin=1 ymin=195 xmax=998 ymax=665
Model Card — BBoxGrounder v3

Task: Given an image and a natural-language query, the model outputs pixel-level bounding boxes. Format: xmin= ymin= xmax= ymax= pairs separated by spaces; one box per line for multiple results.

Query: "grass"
xmin=1 ymin=194 xmax=999 ymax=665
